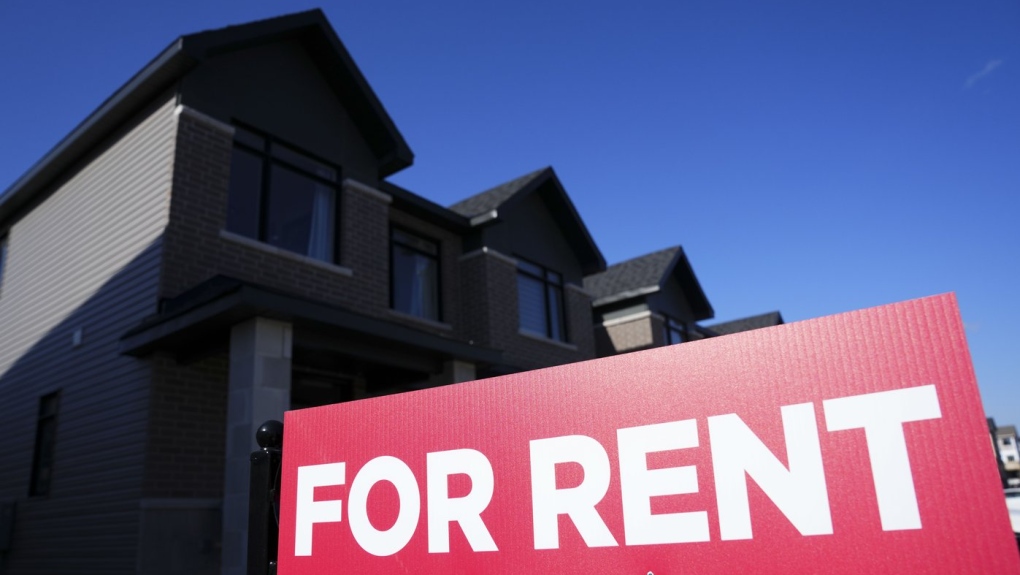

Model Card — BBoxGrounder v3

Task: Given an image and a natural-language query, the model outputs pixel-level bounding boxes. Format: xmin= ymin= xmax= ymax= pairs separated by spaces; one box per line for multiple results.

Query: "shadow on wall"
xmin=0 ymin=238 xmax=226 ymax=575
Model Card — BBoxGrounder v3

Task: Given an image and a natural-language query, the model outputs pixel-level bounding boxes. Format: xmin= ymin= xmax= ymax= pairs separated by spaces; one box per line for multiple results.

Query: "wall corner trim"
xmin=459 ymin=247 xmax=517 ymax=267
xmin=173 ymin=105 xmax=235 ymax=135
xmin=343 ymin=179 xmax=392 ymax=204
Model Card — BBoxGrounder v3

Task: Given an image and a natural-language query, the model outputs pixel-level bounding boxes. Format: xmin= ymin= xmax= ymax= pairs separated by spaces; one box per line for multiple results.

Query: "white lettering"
xmin=426 ymin=449 xmax=498 ymax=553
xmin=709 ymin=403 xmax=832 ymax=540
xmin=823 ymin=385 xmax=942 ymax=530
xmin=530 ymin=435 xmax=618 ymax=549
xmin=294 ymin=462 xmax=346 ymax=556
xmin=348 ymin=456 xmax=421 ymax=556
xmin=617 ymin=419 xmax=708 ymax=545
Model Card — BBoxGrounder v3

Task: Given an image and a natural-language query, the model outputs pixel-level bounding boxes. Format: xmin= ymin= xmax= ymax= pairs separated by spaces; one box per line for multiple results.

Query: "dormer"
xmin=584 ymin=246 xmax=713 ymax=356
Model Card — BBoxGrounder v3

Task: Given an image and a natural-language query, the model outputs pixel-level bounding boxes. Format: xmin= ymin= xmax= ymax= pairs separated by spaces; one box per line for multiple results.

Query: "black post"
xmin=248 ymin=420 xmax=283 ymax=575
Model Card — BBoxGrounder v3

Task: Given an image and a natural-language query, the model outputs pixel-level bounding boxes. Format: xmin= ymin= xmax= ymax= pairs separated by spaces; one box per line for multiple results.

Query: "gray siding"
xmin=0 ymin=93 xmax=177 ymax=573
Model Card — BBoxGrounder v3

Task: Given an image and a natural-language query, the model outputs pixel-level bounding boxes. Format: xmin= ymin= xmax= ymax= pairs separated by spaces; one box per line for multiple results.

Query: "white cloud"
xmin=965 ymin=59 xmax=1003 ymax=89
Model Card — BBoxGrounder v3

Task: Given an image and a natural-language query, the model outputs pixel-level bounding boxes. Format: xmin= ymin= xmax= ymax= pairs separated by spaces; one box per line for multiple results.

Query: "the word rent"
xmin=293 ymin=384 xmax=941 ymax=557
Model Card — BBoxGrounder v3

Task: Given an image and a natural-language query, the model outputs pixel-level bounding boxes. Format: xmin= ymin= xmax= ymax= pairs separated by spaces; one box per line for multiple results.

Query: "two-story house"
xmin=0 ymin=10 xmax=780 ymax=575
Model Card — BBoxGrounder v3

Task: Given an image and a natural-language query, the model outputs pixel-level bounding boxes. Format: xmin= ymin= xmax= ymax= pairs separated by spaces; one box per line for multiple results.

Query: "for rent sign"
xmin=277 ymin=294 xmax=1020 ymax=574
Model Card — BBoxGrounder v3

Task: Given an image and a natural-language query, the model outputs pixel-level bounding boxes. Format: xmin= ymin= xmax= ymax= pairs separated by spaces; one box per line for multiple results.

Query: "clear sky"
xmin=1 ymin=1 xmax=1017 ymax=425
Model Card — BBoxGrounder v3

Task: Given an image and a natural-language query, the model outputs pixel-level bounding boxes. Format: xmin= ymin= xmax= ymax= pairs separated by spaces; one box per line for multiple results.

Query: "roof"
xmin=450 ymin=167 xmax=606 ymax=275
xmin=707 ymin=311 xmax=785 ymax=336
xmin=998 ymin=425 xmax=1018 ymax=436
xmin=121 ymin=276 xmax=502 ymax=367
xmin=1 ymin=9 xmax=412 ymax=227
xmin=584 ymin=246 xmax=714 ymax=321
xmin=449 ymin=168 xmax=548 ymax=219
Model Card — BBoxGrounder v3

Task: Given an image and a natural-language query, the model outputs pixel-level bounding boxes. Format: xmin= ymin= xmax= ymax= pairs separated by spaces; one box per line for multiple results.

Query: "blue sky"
xmin=1 ymin=1 xmax=1017 ymax=425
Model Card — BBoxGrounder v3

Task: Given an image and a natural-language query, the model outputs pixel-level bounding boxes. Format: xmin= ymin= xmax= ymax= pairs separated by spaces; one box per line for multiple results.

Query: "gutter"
xmin=0 ymin=38 xmax=196 ymax=226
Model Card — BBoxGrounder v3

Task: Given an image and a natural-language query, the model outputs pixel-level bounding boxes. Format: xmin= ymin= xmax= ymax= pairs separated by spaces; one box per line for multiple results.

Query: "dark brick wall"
xmin=145 ymin=352 xmax=228 ymax=498
xmin=459 ymin=250 xmax=596 ymax=372
xmin=163 ymin=107 xmax=599 ymax=378
xmin=160 ymin=109 xmax=390 ymax=316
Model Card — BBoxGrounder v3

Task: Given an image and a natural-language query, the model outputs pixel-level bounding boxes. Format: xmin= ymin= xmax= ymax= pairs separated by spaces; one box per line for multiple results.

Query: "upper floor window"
xmin=0 ymin=236 xmax=7 ymax=297
xmin=517 ymin=258 xmax=566 ymax=341
xmin=665 ymin=316 xmax=687 ymax=345
xmin=226 ymin=127 xmax=340 ymax=263
xmin=391 ymin=228 xmax=440 ymax=321
xmin=30 ymin=391 xmax=61 ymax=497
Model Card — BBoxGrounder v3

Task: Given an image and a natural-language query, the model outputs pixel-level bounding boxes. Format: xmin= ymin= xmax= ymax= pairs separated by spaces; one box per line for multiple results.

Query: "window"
xmin=30 ymin=391 xmax=60 ymax=497
xmin=664 ymin=317 xmax=687 ymax=345
xmin=226 ymin=127 xmax=340 ymax=263
xmin=517 ymin=258 xmax=566 ymax=341
xmin=0 ymin=236 xmax=7 ymax=296
xmin=391 ymin=228 xmax=440 ymax=321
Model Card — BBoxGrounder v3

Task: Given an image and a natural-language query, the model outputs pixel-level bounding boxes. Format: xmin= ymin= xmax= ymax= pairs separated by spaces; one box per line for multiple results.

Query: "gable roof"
xmin=451 ymin=167 xmax=606 ymax=276
xmin=707 ymin=311 xmax=785 ymax=336
xmin=584 ymin=246 xmax=714 ymax=321
xmin=449 ymin=168 xmax=548 ymax=221
xmin=0 ymin=9 xmax=412 ymax=227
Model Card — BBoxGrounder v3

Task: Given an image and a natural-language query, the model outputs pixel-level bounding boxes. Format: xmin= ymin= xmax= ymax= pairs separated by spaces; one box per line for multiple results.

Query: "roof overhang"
xmin=120 ymin=276 xmax=502 ymax=368
xmin=495 ymin=168 xmax=606 ymax=275
xmin=1 ymin=9 xmax=413 ymax=229
xmin=671 ymin=248 xmax=714 ymax=321
xmin=0 ymin=41 xmax=195 ymax=228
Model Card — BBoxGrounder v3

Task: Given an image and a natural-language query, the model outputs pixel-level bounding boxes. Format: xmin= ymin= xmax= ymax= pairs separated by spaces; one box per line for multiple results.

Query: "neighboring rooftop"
xmin=584 ymin=246 xmax=713 ymax=320
xmin=708 ymin=311 xmax=785 ymax=336
xmin=584 ymin=246 xmax=680 ymax=303
xmin=448 ymin=167 xmax=549 ymax=219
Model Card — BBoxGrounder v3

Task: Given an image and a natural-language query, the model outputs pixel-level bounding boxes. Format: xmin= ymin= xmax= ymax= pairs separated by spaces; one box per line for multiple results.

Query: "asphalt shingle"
xmin=707 ymin=311 xmax=784 ymax=335
xmin=583 ymin=246 xmax=681 ymax=302
xmin=448 ymin=167 xmax=549 ymax=218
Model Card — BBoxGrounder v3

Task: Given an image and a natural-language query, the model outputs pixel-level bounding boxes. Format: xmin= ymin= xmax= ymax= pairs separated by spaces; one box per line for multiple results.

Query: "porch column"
xmin=222 ymin=318 xmax=292 ymax=575
xmin=448 ymin=360 xmax=476 ymax=383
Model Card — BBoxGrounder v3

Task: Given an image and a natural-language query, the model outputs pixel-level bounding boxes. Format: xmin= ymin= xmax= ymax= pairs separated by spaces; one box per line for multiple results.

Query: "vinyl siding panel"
xmin=0 ymin=93 xmax=177 ymax=574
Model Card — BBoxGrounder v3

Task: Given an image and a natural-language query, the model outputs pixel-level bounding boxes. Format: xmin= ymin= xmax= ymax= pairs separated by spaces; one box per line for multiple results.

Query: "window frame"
xmin=389 ymin=226 xmax=442 ymax=322
xmin=29 ymin=391 xmax=61 ymax=497
xmin=516 ymin=257 xmax=568 ymax=342
xmin=664 ymin=316 xmax=687 ymax=345
xmin=227 ymin=125 xmax=342 ymax=264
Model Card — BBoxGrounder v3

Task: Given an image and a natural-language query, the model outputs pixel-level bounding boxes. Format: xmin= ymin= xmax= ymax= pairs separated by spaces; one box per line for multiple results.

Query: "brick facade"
xmin=160 ymin=109 xmax=391 ymax=318
xmin=596 ymin=312 xmax=668 ymax=356
xmin=145 ymin=352 xmax=228 ymax=498
xmin=460 ymin=249 xmax=596 ymax=372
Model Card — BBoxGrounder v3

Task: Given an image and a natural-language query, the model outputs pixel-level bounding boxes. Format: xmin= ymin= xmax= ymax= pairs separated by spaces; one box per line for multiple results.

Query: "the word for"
xmin=294 ymin=384 xmax=941 ymax=557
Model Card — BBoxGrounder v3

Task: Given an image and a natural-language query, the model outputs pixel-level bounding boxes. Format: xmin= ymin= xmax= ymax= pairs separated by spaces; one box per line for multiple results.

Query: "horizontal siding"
xmin=0 ymin=93 xmax=178 ymax=574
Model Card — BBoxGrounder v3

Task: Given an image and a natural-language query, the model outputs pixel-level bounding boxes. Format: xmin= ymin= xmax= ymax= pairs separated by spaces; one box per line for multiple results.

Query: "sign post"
xmin=277 ymin=294 xmax=1020 ymax=573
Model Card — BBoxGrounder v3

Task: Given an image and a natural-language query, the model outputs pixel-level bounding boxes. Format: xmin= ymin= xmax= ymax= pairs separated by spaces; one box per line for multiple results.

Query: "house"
xmin=583 ymin=246 xmax=715 ymax=357
xmin=0 ymin=10 xmax=779 ymax=575
xmin=996 ymin=424 xmax=1020 ymax=485
xmin=707 ymin=310 xmax=785 ymax=336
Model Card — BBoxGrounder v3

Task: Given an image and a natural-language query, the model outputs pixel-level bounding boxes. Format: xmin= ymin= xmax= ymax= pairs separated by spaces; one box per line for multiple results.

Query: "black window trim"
xmin=516 ymin=256 xmax=568 ymax=342
xmin=229 ymin=123 xmax=343 ymax=264
xmin=29 ymin=390 xmax=61 ymax=498
xmin=389 ymin=225 xmax=442 ymax=322
xmin=664 ymin=315 xmax=687 ymax=345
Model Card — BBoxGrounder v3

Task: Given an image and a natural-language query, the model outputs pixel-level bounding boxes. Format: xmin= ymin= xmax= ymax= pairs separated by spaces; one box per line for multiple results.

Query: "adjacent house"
xmin=0 ymin=10 xmax=779 ymax=575
xmin=583 ymin=246 xmax=715 ymax=357
xmin=707 ymin=310 xmax=785 ymax=336
xmin=997 ymin=425 xmax=1020 ymax=485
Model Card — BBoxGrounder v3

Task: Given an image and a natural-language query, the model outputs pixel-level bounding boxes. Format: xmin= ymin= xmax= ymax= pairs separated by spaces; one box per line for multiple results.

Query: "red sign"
xmin=277 ymin=294 xmax=1020 ymax=574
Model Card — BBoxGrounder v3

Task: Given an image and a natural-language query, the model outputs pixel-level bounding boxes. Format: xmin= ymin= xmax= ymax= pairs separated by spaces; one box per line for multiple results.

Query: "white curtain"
xmin=307 ymin=183 xmax=333 ymax=261
xmin=413 ymin=256 xmax=436 ymax=318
